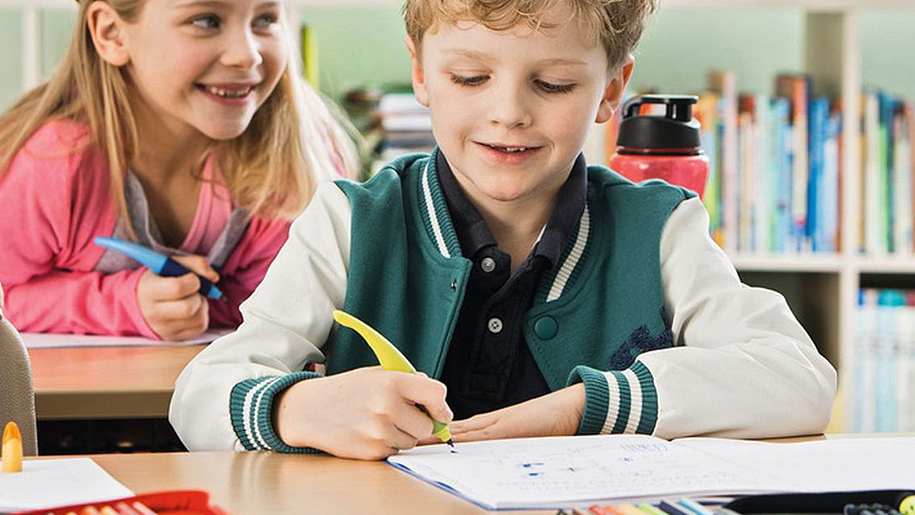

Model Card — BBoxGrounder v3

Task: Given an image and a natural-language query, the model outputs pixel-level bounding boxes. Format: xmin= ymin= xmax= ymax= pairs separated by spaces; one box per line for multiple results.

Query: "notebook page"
xmin=673 ymin=437 xmax=915 ymax=492
xmin=388 ymin=434 xmax=794 ymax=510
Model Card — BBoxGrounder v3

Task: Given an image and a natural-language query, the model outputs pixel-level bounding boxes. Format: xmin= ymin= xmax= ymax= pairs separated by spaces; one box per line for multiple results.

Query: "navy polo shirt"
xmin=437 ymin=152 xmax=587 ymax=420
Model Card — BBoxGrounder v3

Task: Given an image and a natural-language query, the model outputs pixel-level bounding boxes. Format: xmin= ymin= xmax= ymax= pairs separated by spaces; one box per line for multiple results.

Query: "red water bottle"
xmin=609 ymin=95 xmax=709 ymax=199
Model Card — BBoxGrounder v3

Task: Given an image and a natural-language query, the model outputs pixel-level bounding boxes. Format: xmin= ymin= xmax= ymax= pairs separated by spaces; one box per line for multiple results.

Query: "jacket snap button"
xmin=534 ymin=316 xmax=558 ymax=340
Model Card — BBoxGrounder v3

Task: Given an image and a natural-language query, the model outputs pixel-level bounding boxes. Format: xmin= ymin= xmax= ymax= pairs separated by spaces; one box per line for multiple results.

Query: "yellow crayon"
xmin=2 ymin=421 xmax=23 ymax=473
xmin=333 ymin=310 xmax=454 ymax=447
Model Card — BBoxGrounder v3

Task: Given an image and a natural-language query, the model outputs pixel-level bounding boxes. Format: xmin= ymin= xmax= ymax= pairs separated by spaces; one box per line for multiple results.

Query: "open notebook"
xmin=387 ymin=434 xmax=915 ymax=510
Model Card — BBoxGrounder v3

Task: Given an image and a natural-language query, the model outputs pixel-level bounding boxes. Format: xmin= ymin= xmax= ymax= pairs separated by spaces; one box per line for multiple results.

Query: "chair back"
xmin=0 ymin=317 xmax=38 ymax=456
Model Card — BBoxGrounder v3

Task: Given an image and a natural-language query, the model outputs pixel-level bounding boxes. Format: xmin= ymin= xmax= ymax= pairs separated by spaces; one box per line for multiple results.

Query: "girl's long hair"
xmin=0 ymin=0 xmax=359 ymax=222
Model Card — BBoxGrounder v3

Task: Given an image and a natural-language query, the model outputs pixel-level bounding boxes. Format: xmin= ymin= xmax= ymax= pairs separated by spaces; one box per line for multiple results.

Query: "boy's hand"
xmin=423 ymin=383 xmax=584 ymax=445
xmin=136 ymin=254 xmax=219 ymax=341
xmin=274 ymin=367 xmax=453 ymax=460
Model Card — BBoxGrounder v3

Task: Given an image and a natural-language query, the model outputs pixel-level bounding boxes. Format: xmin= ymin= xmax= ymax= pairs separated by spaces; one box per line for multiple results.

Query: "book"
xmin=387 ymin=435 xmax=915 ymax=510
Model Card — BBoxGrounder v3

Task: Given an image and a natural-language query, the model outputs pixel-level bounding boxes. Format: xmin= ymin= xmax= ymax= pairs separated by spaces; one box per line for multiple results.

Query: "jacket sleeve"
xmin=169 ymin=182 xmax=352 ymax=451
xmin=207 ymin=217 xmax=292 ymax=329
xmin=568 ymin=197 xmax=837 ymax=439
xmin=0 ymin=130 xmax=156 ymax=338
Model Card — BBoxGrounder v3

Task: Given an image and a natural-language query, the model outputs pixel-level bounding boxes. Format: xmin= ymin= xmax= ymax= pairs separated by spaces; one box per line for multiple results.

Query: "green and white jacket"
xmin=170 ymin=153 xmax=837 ymax=452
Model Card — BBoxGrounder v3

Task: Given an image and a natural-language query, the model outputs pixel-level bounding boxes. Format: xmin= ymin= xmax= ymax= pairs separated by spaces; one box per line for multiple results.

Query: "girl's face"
xmin=121 ymin=0 xmax=288 ymax=142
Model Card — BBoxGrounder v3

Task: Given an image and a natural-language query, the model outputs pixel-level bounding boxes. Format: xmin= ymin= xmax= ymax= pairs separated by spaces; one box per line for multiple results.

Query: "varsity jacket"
xmin=170 ymin=153 xmax=837 ymax=452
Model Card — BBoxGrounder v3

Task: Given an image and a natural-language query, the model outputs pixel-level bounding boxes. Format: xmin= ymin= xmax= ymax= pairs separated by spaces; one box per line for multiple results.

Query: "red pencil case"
xmin=12 ymin=490 xmax=229 ymax=515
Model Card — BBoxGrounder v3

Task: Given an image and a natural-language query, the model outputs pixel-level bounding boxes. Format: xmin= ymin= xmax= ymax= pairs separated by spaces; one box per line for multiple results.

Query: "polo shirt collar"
xmin=436 ymin=151 xmax=587 ymax=267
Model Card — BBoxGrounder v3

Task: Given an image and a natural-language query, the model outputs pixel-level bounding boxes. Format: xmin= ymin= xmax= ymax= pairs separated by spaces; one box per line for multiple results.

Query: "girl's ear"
xmin=406 ymin=36 xmax=429 ymax=107
xmin=595 ymin=55 xmax=635 ymax=124
xmin=87 ymin=1 xmax=130 ymax=66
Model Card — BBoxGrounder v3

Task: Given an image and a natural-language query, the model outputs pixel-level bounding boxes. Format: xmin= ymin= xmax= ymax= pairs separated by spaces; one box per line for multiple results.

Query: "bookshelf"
xmin=3 ymin=0 xmax=915 ymax=432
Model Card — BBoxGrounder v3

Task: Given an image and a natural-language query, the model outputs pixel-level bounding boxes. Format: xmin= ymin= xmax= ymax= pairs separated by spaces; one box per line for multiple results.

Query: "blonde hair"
xmin=0 ymin=0 xmax=359 ymax=223
xmin=403 ymin=0 xmax=657 ymax=69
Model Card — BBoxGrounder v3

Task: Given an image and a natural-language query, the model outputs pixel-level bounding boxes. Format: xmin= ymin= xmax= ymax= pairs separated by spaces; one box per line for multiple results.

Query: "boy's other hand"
xmin=274 ymin=367 xmax=453 ymax=460
xmin=424 ymin=383 xmax=584 ymax=445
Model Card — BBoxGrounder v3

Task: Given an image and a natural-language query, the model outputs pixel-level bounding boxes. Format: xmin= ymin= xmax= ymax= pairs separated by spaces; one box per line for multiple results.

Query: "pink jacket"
xmin=0 ymin=120 xmax=291 ymax=339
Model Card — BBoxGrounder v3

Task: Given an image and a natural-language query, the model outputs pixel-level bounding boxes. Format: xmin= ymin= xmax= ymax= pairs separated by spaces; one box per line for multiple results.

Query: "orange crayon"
xmin=2 ymin=422 xmax=23 ymax=473
xmin=131 ymin=502 xmax=158 ymax=515
xmin=99 ymin=506 xmax=120 ymax=515
xmin=114 ymin=502 xmax=141 ymax=515
xmin=80 ymin=507 xmax=101 ymax=515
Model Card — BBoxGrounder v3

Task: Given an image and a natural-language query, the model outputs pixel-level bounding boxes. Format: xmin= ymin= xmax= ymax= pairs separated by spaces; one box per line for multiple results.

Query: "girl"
xmin=0 ymin=0 xmax=358 ymax=340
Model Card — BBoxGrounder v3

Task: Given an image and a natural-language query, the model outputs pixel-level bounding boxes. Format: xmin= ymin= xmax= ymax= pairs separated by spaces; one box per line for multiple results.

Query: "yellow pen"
xmin=333 ymin=310 xmax=454 ymax=448
xmin=2 ymin=421 xmax=22 ymax=473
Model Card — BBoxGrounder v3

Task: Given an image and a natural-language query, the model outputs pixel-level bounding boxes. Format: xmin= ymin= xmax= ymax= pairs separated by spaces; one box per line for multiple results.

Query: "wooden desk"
xmin=29 ymin=345 xmax=205 ymax=420
xmin=92 ymin=451 xmax=552 ymax=515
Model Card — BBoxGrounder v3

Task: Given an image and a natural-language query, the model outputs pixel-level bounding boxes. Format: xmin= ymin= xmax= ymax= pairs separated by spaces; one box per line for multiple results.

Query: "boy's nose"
xmin=487 ymin=86 xmax=533 ymax=129
xmin=221 ymin=29 xmax=264 ymax=70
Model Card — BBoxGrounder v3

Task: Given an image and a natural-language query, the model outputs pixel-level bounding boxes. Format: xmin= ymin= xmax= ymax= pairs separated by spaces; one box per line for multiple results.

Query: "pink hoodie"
xmin=0 ymin=120 xmax=291 ymax=339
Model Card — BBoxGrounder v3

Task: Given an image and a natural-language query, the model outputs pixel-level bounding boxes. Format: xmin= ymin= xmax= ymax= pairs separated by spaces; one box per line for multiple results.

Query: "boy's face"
xmin=408 ymin=9 xmax=631 ymax=211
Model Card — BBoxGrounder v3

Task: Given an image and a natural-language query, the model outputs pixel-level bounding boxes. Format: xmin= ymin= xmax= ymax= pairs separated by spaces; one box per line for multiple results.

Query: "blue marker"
xmin=94 ymin=237 xmax=224 ymax=300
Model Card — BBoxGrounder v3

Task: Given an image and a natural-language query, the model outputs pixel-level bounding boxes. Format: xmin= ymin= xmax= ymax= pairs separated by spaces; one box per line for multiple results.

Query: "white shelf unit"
xmin=5 ymin=0 xmax=915 ymax=432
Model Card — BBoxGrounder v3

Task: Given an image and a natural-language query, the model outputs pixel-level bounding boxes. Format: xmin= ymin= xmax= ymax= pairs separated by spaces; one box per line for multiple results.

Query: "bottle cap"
xmin=616 ymin=95 xmax=702 ymax=152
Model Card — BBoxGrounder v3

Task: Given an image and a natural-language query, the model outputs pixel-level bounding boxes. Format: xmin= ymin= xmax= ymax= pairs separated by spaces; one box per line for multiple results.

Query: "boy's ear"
xmin=406 ymin=36 xmax=429 ymax=107
xmin=595 ymin=55 xmax=635 ymax=124
xmin=87 ymin=1 xmax=131 ymax=67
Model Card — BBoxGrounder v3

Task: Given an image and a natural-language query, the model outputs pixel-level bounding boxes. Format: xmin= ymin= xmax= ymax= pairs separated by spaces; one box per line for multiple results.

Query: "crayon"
xmin=2 ymin=421 xmax=22 ymax=473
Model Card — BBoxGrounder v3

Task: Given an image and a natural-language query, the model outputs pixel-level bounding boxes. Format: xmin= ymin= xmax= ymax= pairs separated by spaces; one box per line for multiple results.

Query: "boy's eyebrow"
xmin=441 ymin=49 xmax=587 ymax=67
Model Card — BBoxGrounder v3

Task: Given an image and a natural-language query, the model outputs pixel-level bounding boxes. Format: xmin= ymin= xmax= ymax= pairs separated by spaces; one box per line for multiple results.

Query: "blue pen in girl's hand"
xmin=94 ymin=237 xmax=224 ymax=300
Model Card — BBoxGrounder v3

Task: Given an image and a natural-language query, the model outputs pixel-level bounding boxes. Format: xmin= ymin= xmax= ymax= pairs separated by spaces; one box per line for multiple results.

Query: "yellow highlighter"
xmin=333 ymin=310 xmax=454 ymax=448
xmin=2 ymin=421 xmax=23 ymax=473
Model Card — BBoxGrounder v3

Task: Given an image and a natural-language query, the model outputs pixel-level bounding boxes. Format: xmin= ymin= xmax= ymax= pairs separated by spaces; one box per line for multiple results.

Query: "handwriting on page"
xmin=390 ymin=435 xmax=790 ymax=508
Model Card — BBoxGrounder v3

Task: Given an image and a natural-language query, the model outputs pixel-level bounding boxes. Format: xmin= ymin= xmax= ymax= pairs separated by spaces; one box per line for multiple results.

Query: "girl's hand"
xmin=422 ymin=383 xmax=585 ymax=445
xmin=274 ymin=367 xmax=453 ymax=460
xmin=136 ymin=254 xmax=220 ymax=341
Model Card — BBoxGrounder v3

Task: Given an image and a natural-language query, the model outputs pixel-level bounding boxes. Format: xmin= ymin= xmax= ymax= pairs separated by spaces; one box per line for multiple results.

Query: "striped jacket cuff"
xmin=567 ymin=360 xmax=659 ymax=436
xmin=230 ymin=371 xmax=322 ymax=453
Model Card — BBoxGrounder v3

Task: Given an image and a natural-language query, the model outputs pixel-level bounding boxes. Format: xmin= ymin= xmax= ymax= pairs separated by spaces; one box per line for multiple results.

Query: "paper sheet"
xmin=675 ymin=436 xmax=915 ymax=492
xmin=388 ymin=434 xmax=793 ymax=510
xmin=21 ymin=329 xmax=231 ymax=349
xmin=0 ymin=457 xmax=133 ymax=512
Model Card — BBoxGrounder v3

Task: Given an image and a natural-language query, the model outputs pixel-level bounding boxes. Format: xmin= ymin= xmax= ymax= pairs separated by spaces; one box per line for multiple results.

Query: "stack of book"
xmin=859 ymin=92 xmax=914 ymax=257
xmin=854 ymin=288 xmax=915 ymax=433
xmin=341 ymin=87 xmax=435 ymax=177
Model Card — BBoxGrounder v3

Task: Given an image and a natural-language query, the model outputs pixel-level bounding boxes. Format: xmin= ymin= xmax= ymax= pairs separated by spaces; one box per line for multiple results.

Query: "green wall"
xmin=0 ymin=10 xmax=22 ymax=109
xmin=2 ymin=7 xmax=914 ymax=108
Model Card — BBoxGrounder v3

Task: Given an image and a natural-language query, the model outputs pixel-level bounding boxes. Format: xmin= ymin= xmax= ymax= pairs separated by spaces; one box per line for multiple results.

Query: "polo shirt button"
xmin=487 ymin=317 xmax=503 ymax=334
xmin=534 ymin=316 xmax=558 ymax=340
xmin=481 ymin=257 xmax=497 ymax=273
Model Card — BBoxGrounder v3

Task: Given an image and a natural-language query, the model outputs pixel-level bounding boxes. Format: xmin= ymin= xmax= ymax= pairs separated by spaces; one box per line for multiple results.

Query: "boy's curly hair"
xmin=403 ymin=0 xmax=657 ymax=69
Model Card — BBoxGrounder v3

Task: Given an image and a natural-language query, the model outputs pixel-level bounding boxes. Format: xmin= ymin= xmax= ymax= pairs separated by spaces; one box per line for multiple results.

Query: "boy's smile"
xmin=409 ymin=4 xmax=628 ymax=218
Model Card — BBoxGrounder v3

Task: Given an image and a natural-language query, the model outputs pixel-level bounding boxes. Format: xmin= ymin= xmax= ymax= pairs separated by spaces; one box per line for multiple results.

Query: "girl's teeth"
xmin=205 ymin=86 xmax=250 ymax=98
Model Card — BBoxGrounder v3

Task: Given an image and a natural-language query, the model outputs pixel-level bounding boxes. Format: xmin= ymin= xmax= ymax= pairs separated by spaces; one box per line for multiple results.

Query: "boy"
xmin=170 ymin=0 xmax=836 ymax=460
